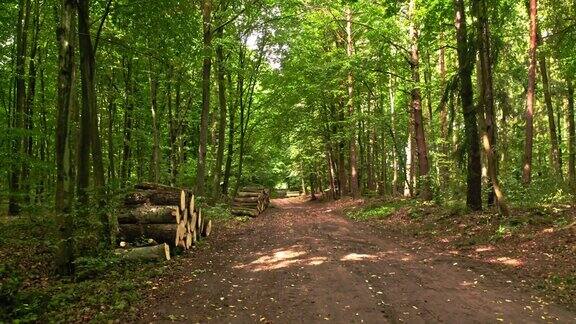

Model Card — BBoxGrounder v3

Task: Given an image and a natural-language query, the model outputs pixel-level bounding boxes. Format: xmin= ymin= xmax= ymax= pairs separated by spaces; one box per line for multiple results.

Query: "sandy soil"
xmin=138 ymin=197 xmax=576 ymax=323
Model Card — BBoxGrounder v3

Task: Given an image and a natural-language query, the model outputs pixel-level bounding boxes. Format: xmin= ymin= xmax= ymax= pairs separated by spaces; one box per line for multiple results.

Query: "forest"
xmin=1 ymin=0 xmax=575 ymax=322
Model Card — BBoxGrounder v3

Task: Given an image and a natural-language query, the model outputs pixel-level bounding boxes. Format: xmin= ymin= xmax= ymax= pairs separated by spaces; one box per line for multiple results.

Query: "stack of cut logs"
xmin=118 ymin=183 xmax=212 ymax=251
xmin=231 ymin=186 xmax=270 ymax=217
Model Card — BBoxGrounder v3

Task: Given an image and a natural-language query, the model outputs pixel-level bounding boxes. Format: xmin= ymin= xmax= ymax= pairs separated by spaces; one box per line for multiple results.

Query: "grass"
xmin=346 ymin=199 xmax=415 ymax=221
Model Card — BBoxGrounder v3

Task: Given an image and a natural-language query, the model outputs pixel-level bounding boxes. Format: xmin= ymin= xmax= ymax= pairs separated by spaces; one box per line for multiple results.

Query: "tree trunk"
xmin=9 ymin=0 xmax=31 ymax=215
xmin=196 ymin=0 xmax=213 ymax=196
xmin=121 ymin=58 xmax=133 ymax=186
xmin=522 ymin=0 xmax=538 ymax=185
xmin=346 ymin=7 xmax=359 ymax=197
xmin=77 ymin=0 xmax=109 ymax=246
xmin=454 ymin=0 xmax=482 ymax=210
xmin=107 ymin=77 xmax=116 ymax=181
xmin=409 ymin=0 xmax=432 ymax=200
xmin=148 ymin=68 xmax=160 ymax=183
xmin=567 ymin=79 xmax=575 ymax=190
xmin=23 ymin=0 xmax=40 ymax=203
xmin=55 ymin=0 xmax=76 ymax=275
xmin=538 ymin=54 xmax=562 ymax=179
xmin=222 ymin=72 xmax=235 ymax=196
xmin=475 ymin=0 xmax=508 ymax=215
xmin=213 ymin=27 xmax=227 ymax=199
xmin=439 ymin=33 xmax=449 ymax=188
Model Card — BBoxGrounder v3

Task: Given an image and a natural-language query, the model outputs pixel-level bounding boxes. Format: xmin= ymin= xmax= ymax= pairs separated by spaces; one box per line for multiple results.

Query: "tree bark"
xmin=121 ymin=58 xmax=133 ymax=186
xmin=148 ymin=67 xmax=160 ymax=183
xmin=567 ymin=78 xmax=575 ymax=191
xmin=475 ymin=0 xmax=508 ymax=215
xmin=196 ymin=0 xmax=213 ymax=196
xmin=522 ymin=0 xmax=538 ymax=185
xmin=77 ymin=0 xmax=109 ymax=246
xmin=454 ymin=0 xmax=482 ymax=210
xmin=409 ymin=0 xmax=432 ymax=200
xmin=346 ymin=7 xmax=359 ymax=197
xmin=222 ymin=72 xmax=235 ymax=195
xmin=213 ymin=27 xmax=227 ymax=199
xmin=538 ymin=54 xmax=562 ymax=179
xmin=9 ymin=0 xmax=31 ymax=215
xmin=55 ymin=0 xmax=76 ymax=275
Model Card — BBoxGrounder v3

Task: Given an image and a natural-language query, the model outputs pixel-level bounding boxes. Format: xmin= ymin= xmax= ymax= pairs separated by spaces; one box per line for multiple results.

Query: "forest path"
xmin=141 ymin=197 xmax=576 ymax=323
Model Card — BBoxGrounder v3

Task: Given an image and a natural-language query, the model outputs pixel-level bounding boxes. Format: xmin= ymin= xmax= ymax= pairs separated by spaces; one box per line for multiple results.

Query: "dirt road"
xmin=140 ymin=198 xmax=576 ymax=323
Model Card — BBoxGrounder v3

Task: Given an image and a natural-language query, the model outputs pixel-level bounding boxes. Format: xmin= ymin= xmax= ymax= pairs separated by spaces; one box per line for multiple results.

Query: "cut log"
xmin=196 ymin=208 xmax=202 ymax=233
xmin=135 ymin=182 xmax=181 ymax=192
xmin=118 ymin=205 xmax=179 ymax=224
xmin=115 ymin=243 xmax=171 ymax=262
xmin=180 ymin=190 xmax=187 ymax=211
xmin=202 ymin=219 xmax=212 ymax=237
xmin=119 ymin=224 xmax=178 ymax=245
xmin=149 ymin=191 xmax=185 ymax=206
xmin=124 ymin=190 xmax=154 ymax=205
xmin=242 ymin=186 xmax=265 ymax=192
xmin=231 ymin=208 xmax=259 ymax=217
xmin=233 ymin=196 xmax=260 ymax=203
xmin=237 ymin=192 xmax=261 ymax=198
xmin=189 ymin=194 xmax=195 ymax=216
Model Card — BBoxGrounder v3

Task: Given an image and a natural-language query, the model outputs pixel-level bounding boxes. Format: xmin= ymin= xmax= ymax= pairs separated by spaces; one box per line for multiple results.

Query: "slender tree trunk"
xmin=77 ymin=0 xmax=109 ymax=246
xmin=213 ymin=28 xmax=227 ymax=199
xmin=538 ymin=54 xmax=562 ymax=179
xmin=196 ymin=0 xmax=212 ymax=196
xmin=23 ymin=0 xmax=40 ymax=203
xmin=346 ymin=6 xmax=359 ymax=197
xmin=9 ymin=0 xmax=31 ymax=215
xmin=522 ymin=0 xmax=538 ymax=185
xmin=475 ymin=0 xmax=508 ymax=215
xmin=148 ymin=69 xmax=160 ymax=183
xmin=439 ymin=33 xmax=449 ymax=187
xmin=409 ymin=0 xmax=432 ymax=200
xmin=390 ymin=77 xmax=398 ymax=195
xmin=454 ymin=0 xmax=482 ymax=210
xmin=121 ymin=58 xmax=133 ymax=185
xmin=567 ymin=79 xmax=575 ymax=190
xmin=222 ymin=72 xmax=235 ymax=195
xmin=107 ymin=80 xmax=116 ymax=181
xmin=55 ymin=0 xmax=76 ymax=275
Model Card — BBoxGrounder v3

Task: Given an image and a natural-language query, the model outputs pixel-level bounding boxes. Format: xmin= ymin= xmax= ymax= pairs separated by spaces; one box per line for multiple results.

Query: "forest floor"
xmin=135 ymin=197 xmax=576 ymax=323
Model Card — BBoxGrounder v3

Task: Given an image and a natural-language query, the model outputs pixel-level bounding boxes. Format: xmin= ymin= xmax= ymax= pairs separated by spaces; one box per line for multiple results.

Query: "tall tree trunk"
xmin=438 ymin=33 xmax=449 ymax=188
xmin=148 ymin=69 xmax=160 ymax=183
xmin=409 ymin=0 xmax=432 ymax=200
xmin=107 ymin=79 xmax=116 ymax=181
xmin=9 ymin=0 xmax=31 ymax=215
xmin=346 ymin=6 xmax=359 ymax=197
xmin=121 ymin=58 xmax=133 ymax=185
xmin=222 ymin=72 xmax=235 ymax=195
xmin=538 ymin=54 xmax=562 ymax=179
xmin=196 ymin=0 xmax=212 ymax=196
xmin=522 ymin=0 xmax=538 ymax=185
xmin=213 ymin=27 xmax=227 ymax=199
xmin=23 ymin=0 xmax=40 ymax=203
xmin=390 ymin=77 xmax=398 ymax=195
xmin=454 ymin=0 xmax=482 ymax=210
xmin=475 ymin=0 xmax=508 ymax=215
xmin=77 ymin=0 xmax=109 ymax=246
xmin=55 ymin=0 xmax=76 ymax=275
xmin=567 ymin=79 xmax=575 ymax=191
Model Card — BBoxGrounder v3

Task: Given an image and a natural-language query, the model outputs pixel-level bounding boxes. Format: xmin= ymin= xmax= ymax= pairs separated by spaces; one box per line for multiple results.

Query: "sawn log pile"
xmin=118 ymin=183 xmax=212 ymax=251
xmin=231 ymin=186 xmax=270 ymax=217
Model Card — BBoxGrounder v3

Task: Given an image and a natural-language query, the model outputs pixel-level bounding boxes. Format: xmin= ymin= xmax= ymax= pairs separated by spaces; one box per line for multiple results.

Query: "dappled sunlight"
xmin=234 ymin=245 xmax=329 ymax=272
xmin=489 ymin=257 xmax=524 ymax=267
xmin=475 ymin=246 xmax=495 ymax=252
xmin=340 ymin=253 xmax=378 ymax=261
